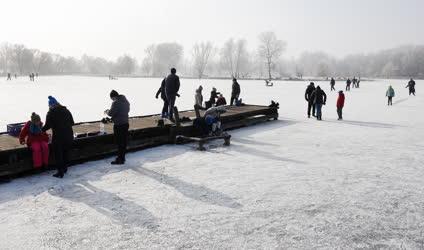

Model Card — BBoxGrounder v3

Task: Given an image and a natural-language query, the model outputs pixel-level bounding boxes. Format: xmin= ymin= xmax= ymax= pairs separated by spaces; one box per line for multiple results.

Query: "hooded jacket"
xmin=165 ymin=73 xmax=180 ymax=97
xmin=108 ymin=95 xmax=130 ymax=125
xmin=42 ymin=105 xmax=74 ymax=147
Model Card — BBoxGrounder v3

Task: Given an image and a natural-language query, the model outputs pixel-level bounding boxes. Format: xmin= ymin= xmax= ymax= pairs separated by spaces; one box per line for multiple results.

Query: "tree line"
xmin=1 ymin=32 xmax=423 ymax=79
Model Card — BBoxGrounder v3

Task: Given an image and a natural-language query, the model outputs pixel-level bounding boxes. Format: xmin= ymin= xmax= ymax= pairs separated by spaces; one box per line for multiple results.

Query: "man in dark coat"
xmin=230 ymin=78 xmax=241 ymax=106
xmin=330 ymin=77 xmax=336 ymax=91
xmin=165 ymin=68 xmax=180 ymax=121
xmin=305 ymin=82 xmax=316 ymax=118
xmin=106 ymin=90 xmax=130 ymax=165
xmin=42 ymin=96 xmax=75 ymax=178
xmin=311 ymin=86 xmax=327 ymax=120
xmin=346 ymin=78 xmax=351 ymax=91
xmin=156 ymin=78 xmax=168 ymax=118
xmin=406 ymin=78 xmax=416 ymax=96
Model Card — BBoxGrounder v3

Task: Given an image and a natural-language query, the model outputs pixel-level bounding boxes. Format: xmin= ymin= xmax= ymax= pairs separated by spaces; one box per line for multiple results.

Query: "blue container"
xmin=7 ymin=123 xmax=25 ymax=137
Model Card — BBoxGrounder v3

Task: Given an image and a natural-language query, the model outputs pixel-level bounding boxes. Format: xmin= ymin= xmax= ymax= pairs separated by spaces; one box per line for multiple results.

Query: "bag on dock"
xmin=7 ymin=123 xmax=25 ymax=137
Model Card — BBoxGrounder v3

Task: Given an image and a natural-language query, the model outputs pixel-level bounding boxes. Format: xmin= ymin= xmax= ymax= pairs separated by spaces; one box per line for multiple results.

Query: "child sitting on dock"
xmin=19 ymin=112 xmax=50 ymax=168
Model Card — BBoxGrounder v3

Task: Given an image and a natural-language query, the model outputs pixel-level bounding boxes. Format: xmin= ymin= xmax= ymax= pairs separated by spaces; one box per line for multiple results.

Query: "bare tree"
xmin=0 ymin=43 xmax=14 ymax=73
xmin=192 ymin=42 xmax=213 ymax=78
xmin=258 ymin=31 xmax=286 ymax=80
xmin=220 ymin=38 xmax=250 ymax=78
xmin=152 ymin=43 xmax=183 ymax=77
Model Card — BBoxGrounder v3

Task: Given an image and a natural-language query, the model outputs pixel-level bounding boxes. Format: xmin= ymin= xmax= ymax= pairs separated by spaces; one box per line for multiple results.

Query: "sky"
xmin=0 ymin=0 xmax=423 ymax=61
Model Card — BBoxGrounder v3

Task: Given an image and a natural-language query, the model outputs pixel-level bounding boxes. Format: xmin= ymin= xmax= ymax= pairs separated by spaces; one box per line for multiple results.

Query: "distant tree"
xmin=115 ymin=54 xmax=136 ymax=75
xmin=141 ymin=44 xmax=156 ymax=76
xmin=258 ymin=31 xmax=286 ymax=80
xmin=152 ymin=43 xmax=183 ymax=77
xmin=192 ymin=42 xmax=213 ymax=78
xmin=220 ymin=38 xmax=250 ymax=78
xmin=0 ymin=43 xmax=14 ymax=73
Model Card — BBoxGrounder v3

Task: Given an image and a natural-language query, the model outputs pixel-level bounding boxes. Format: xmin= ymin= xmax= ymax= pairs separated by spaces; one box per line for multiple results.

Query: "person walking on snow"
xmin=231 ymin=78 xmax=241 ymax=106
xmin=305 ymin=82 xmax=316 ymax=118
xmin=42 ymin=96 xmax=74 ymax=178
xmin=311 ymin=86 xmax=327 ymax=120
xmin=406 ymin=78 xmax=416 ymax=96
xmin=165 ymin=68 xmax=180 ymax=122
xmin=155 ymin=78 xmax=168 ymax=118
xmin=330 ymin=77 xmax=336 ymax=91
xmin=336 ymin=91 xmax=345 ymax=120
xmin=346 ymin=78 xmax=351 ymax=91
xmin=19 ymin=112 xmax=50 ymax=169
xmin=105 ymin=90 xmax=130 ymax=165
xmin=386 ymin=85 xmax=395 ymax=106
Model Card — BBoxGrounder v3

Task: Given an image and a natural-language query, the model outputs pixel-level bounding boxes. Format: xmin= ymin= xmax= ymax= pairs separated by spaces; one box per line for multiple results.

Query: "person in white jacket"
xmin=194 ymin=85 xmax=204 ymax=108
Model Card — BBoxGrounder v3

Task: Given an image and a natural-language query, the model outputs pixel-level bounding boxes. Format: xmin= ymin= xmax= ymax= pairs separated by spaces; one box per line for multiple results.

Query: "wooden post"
xmin=173 ymin=107 xmax=181 ymax=127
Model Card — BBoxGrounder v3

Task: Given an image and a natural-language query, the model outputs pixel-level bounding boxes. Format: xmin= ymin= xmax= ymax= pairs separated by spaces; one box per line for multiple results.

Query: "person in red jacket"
xmin=19 ymin=112 xmax=50 ymax=168
xmin=336 ymin=90 xmax=345 ymax=120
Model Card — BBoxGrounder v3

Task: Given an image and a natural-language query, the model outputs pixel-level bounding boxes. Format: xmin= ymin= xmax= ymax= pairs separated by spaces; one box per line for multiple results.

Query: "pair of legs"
xmin=346 ymin=85 xmax=350 ymax=91
xmin=331 ymin=85 xmax=335 ymax=91
xmin=31 ymin=141 xmax=49 ymax=168
xmin=52 ymin=143 xmax=70 ymax=178
xmin=315 ymin=103 xmax=323 ymax=120
xmin=307 ymin=101 xmax=316 ymax=118
xmin=230 ymin=95 xmax=238 ymax=106
xmin=409 ymin=89 xmax=415 ymax=96
xmin=161 ymin=98 xmax=169 ymax=118
xmin=167 ymin=95 xmax=176 ymax=120
xmin=337 ymin=107 xmax=343 ymax=120
xmin=387 ymin=96 xmax=393 ymax=105
xmin=113 ymin=123 xmax=129 ymax=164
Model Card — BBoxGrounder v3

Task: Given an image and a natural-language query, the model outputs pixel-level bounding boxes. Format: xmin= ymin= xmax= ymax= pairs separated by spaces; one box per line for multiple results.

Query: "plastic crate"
xmin=7 ymin=123 xmax=25 ymax=137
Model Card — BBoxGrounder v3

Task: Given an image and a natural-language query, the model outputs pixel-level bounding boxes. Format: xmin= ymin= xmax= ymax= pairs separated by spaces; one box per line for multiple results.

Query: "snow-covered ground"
xmin=1 ymin=76 xmax=423 ymax=249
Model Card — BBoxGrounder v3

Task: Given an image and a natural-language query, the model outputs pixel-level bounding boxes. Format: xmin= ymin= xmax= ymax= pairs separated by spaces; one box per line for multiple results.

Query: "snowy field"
xmin=1 ymin=76 xmax=424 ymax=249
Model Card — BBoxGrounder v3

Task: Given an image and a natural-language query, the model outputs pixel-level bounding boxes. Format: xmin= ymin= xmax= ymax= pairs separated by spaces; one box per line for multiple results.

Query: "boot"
xmin=53 ymin=172 xmax=64 ymax=178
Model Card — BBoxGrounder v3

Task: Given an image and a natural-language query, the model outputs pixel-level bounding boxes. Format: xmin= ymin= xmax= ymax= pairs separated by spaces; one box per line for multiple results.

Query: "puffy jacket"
xmin=108 ymin=95 xmax=130 ymax=125
xmin=42 ymin=105 xmax=74 ymax=147
xmin=165 ymin=73 xmax=180 ymax=97
xmin=155 ymin=78 xmax=167 ymax=100
xmin=386 ymin=87 xmax=395 ymax=97
xmin=337 ymin=93 xmax=345 ymax=108
xmin=311 ymin=88 xmax=327 ymax=105
xmin=305 ymin=85 xmax=316 ymax=102
xmin=19 ymin=121 xmax=49 ymax=146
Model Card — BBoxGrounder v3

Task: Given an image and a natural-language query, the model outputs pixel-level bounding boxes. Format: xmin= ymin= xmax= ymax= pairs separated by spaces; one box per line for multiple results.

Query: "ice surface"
xmin=0 ymin=76 xmax=423 ymax=249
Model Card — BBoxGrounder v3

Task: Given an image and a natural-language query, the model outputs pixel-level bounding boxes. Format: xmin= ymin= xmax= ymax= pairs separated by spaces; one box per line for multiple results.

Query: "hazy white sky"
xmin=0 ymin=0 xmax=423 ymax=60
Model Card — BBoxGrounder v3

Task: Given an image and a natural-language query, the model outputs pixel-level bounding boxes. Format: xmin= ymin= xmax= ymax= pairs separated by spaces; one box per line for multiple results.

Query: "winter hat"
xmin=170 ymin=68 xmax=176 ymax=74
xmin=339 ymin=90 xmax=343 ymax=94
xmin=31 ymin=112 xmax=41 ymax=123
xmin=110 ymin=90 xmax=119 ymax=98
xmin=48 ymin=96 xmax=59 ymax=107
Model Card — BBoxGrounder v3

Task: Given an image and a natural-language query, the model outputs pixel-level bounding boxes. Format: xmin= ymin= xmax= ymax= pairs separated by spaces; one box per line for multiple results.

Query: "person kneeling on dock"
xmin=42 ymin=96 xmax=75 ymax=178
xmin=105 ymin=90 xmax=130 ymax=165
xmin=194 ymin=106 xmax=227 ymax=136
xmin=19 ymin=112 xmax=50 ymax=169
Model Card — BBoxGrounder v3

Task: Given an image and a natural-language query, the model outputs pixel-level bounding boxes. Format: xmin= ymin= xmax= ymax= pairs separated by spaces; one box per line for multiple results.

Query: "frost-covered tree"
xmin=258 ymin=32 xmax=286 ymax=80
xmin=192 ymin=42 xmax=213 ymax=78
xmin=220 ymin=39 xmax=250 ymax=78
xmin=151 ymin=43 xmax=183 ymax=77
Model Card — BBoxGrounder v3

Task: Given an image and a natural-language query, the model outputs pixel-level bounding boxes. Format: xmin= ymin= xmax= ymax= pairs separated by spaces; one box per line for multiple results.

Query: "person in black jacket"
xmin=156 ymin=78 xmax=168 ymax=118
xmin=346 ymin=78 xmax=351 ymax=91
xmin=165 ymin=68 xmax=180 ymax=121
xmin=310 ymin=86 xmax=327 ymax=120
xmin=105 ymin=90 xmax=130 ymax=165
xmin=330 ymin=78 xmax=336 ymax=91
xmin=42 ymin=96 xmax=74 ymax=178
xmin=305 ymin=82 xmax=316 ymax=118
xmin=406 ymin=78 xmax=416 ymax=96
xmin=231 ymin=78 xmax=241 ymax=106
xmin=206 ymin=87 xmax=220 ymax=109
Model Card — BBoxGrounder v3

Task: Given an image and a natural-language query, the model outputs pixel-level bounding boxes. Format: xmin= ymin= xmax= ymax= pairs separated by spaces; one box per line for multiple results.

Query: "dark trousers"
xmin=230 ymin=95 xmax=238 ymax=106
xmin=387 ymin=96 xmax=393 ymax=105
xmin=409 ymin=89 xmax=415 ymax=96
xmin=307 ymin=101 xmax=316 ymax=117
xmin=161 ymin=99 xmax=169 ymax=118
xmin=346 ymin=85 xmax=350 ymax=91
xmin=167 ymin=95 xmax=176 ymax=120
xmin=337 ymin=107 xmax=343 ymax=119
xmin=53 ymin=143 xmax=69 ymax=175
xmin=114 ymin=124 xmax=129 ymax=161
xmin=316 ymin=103 xmax=323 ymax=120
xmin=331 ymin=85 xmax=335 ymax=91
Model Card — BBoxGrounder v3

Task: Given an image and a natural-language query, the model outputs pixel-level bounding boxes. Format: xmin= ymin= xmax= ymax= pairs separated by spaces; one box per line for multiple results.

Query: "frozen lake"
xmin=0 ymin=76 xmax=423 ymax=249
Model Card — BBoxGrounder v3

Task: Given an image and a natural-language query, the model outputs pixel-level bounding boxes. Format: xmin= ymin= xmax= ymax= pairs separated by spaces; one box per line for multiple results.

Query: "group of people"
xmin=345 ymin=77 xmax=360 ymax=91
xmin=29 ymin=73 xmax=38 ymax=81
xmin=305 ymin=82 xmax=342 ymax=120
xmin=5 ymin=72 xmax=38 ymax=81
xmin=6 ymin=73 xmax=17 ymax=80
xmin=385 ymin=78 xmax=416 ymax=106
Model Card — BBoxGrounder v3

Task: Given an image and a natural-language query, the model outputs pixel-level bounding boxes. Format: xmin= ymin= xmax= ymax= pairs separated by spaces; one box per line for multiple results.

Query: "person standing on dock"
xmin=194 ymin=85 xmax=204 ymax=109
xmin=156 ymin=78 xmax=168 ymax=118
xmin=330 ymin=77 xmax=336 ymax=91
xmin=406 ymin=78 xmax=416 ymax=96
xmin=165 ymin=68 xmax=180 ymax=122
xmin=105 ymin=90 xmax=130 ymax=165
xmin=305 ymin=82 xmax=316 ymax=118
xmin=42 ymin=96 xmax=75 ymax=178
xmin=231 ymin=78 xmax=241 ymax=106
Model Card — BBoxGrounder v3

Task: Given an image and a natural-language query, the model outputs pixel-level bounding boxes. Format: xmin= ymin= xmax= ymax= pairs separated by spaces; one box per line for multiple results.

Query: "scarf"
xmin=30 ymin=123 xmax=42 ymax=135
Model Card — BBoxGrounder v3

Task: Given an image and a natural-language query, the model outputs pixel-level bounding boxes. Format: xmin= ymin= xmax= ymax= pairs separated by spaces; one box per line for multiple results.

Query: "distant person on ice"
xmin=330 ymin=77 xmax=336 ymax=91
xmin=19 ymin=112 xmax=50 ymax=169
xmin=336 ymin=91 xmax=345 ymax=120
xmin=406 ymin=78 xmax=416 ymax=96
xmin=7 ymin=73 xmax=11 ymax=80
xmin=105 ymin=90 xmax=130 ymax=165
xmin=42 ymin=96 xmax=75 ymax=178
xmin=155 ymin=78 xmax=168 ymax=118
xmin=231 ymin=78 xmax=241 ymax=106
xmin=346 ymin=78 xmax=351 ymax=91
xmin=352 ymin=77 xmax=358 ymax=88
xmin=386 ymin=85 xmax=395 ymax=106
xmin=165 ymin=68 xmax=180 ymax=122
xmin=305 ymin=82 xmax=316 ymax=118
xmin=311 ymin=86 xmax=327 ymax=120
